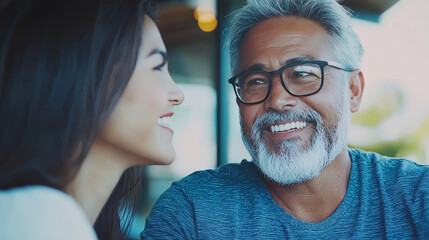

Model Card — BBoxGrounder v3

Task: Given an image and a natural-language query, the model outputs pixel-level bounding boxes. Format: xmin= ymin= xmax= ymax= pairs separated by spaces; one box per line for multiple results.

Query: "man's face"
xmin=237 ymin=16 xmax=361 ymax=184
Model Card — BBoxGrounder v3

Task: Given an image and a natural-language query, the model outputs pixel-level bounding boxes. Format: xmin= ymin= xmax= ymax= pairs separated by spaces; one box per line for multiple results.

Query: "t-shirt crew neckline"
xmin=255 ymin=150 xmax=358 ymax=231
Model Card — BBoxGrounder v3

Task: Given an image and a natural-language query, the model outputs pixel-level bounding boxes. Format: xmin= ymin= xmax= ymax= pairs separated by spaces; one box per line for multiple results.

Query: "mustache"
xmin=251 ymin=109 xmax=323 ymax=133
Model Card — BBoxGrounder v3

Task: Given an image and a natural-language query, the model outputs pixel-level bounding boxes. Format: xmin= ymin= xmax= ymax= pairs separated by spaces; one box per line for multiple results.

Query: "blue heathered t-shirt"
xmin=141 ymin=149 xmax=429 ymax=239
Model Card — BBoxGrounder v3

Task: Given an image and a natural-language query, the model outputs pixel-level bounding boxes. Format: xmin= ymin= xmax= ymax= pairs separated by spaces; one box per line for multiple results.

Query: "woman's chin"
xmin=142 ymin=151 xmax=176 ymax=166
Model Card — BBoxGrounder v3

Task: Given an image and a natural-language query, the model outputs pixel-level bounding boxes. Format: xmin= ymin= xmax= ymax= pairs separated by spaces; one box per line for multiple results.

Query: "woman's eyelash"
xmin=154 ymin=62 xmax=165 ymax=71
xmin=151 ymin=50 xmax=168 ymax=71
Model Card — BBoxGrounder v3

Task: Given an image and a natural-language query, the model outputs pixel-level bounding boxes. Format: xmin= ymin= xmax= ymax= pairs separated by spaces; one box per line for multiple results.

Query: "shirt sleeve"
xmin=0 ymin=186 xmax=98 ymax=240
xmin=141 ymin=182 xmax=197 ymax=240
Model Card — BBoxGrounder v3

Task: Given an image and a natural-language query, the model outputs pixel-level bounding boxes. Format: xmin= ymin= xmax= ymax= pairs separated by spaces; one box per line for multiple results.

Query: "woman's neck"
xmin=64 ymin=140 xmax=133 ymax=225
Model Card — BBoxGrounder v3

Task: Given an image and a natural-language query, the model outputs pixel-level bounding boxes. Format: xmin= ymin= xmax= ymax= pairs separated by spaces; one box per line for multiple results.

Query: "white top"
xmin=0 ymin=185 xmax=98 ymax=240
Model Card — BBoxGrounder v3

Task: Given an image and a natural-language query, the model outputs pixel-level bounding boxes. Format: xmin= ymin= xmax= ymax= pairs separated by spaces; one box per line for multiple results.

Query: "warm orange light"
xmin=194 ymin=5 xmax=217 ymax=32
xmin=194 ymin=4 xmax=214 ymax=20
xmin=197 ymin=13 xmax=217 ymax=32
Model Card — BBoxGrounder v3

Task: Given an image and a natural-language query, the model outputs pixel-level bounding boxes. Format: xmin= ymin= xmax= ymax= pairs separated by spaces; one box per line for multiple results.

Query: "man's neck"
xmin=264 ymin=149 xmax=352 ymax=223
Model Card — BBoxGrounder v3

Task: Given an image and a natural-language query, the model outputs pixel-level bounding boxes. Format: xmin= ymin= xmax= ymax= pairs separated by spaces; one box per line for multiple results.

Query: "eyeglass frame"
xmin=228 ymin=60 xmax=354 ymax=104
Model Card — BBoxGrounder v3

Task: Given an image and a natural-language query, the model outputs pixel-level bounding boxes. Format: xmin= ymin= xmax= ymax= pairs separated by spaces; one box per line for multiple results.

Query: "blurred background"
xmin=130 ymin=0 xmax=429 ymax=238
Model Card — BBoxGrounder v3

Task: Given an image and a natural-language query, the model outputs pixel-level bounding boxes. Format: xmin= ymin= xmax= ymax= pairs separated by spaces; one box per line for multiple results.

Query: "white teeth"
xmin=270 ymin=121 xmax=308 ymax=133
xmin=157 ymin=116 xmax=172 ymax=128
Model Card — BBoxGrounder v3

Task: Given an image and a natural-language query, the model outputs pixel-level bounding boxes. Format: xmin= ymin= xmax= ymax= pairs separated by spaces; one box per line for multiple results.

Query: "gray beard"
xmin=240 ymin=96 xmax=350 ymax=185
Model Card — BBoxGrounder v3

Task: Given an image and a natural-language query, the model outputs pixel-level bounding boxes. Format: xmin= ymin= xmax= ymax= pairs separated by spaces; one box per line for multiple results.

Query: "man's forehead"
xmin=237 ymin=16 xmax=334 ymax=71
xmin=238 ymin=56 xmax=317 ymax=73
xmin=246 ymin=16 xmax=327 ymax=36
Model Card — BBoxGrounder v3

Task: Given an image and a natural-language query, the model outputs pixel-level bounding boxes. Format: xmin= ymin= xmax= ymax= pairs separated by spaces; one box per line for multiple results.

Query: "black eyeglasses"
xmin=228 ymin=60 xmax=353 ymax=104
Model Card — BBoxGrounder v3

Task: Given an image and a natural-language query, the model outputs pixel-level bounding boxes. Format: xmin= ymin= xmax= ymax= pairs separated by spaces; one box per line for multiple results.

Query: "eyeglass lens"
xmin=235 ymin=63 xmax=323 ymax=103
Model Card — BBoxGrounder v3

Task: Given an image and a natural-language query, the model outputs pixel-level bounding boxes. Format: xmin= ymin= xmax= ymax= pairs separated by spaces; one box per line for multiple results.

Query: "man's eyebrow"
xmin=148 ymin=49 xmax=168 ymax=63
xmin=239 ymin=63 xmax=268 ymax=74
xmin=283 ymin=56 xmax=315 ymax=66
xmin=239 ymin=56 xmax=317 ymax=74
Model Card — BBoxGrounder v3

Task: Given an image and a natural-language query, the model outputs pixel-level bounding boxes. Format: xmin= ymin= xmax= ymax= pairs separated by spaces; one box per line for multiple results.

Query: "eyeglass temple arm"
xmin=327 ymin=61 xmax=355 ymax=72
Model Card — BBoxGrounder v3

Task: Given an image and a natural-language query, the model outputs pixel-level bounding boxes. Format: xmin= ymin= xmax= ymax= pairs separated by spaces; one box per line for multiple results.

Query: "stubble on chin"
xmin=240 ymin=106 xmax=349 ymax=185
xmin=243 ymin=109 xmax=322 ymax=157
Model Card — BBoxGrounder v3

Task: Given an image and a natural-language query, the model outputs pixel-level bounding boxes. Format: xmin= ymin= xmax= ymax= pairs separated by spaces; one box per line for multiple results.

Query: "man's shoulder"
xmin=350 ymin=148 xmax=429 ymax=187
xmin=150 ymin=159 xmax=264 ymax=215
xmin=350 ymin=148 xmax=428 ymax=170
xmin=177 ymin=159 xmax=259 ymax=187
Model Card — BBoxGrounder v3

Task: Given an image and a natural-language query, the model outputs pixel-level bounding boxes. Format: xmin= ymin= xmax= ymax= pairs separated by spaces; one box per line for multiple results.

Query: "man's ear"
xmin=349 ymin=70 xmax=365 ymax=113
xmin=236 ymin=97 xmax=241 ymax=106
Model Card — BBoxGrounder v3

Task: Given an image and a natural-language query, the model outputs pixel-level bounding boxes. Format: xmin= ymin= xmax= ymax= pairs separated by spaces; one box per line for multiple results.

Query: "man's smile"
xmin=269 ymin=121 xmax=308 ymax=133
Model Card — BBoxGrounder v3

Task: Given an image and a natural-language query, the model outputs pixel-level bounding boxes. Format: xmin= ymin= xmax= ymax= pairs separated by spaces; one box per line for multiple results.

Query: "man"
xmin=142 ymin=0 xmax=429 ymax=239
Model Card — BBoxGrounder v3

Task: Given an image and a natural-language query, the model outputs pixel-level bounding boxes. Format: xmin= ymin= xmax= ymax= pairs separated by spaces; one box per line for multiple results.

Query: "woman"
xmin=0 ymin=0 xmax=184 ymax=239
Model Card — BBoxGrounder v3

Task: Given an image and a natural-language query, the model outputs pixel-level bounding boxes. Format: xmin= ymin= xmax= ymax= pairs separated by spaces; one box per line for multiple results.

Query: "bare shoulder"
xmin=0 ymin=186 xmax=97 ymax=239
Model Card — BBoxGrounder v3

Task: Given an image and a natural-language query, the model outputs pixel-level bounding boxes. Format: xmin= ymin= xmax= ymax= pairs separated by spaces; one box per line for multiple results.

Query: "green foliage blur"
xmin=350 ymin=87 xmax=429 ymax=164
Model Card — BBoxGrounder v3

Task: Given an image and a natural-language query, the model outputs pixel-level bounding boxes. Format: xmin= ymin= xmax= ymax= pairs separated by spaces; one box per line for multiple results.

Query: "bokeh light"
xmin=194 ymin=4 xmax=217 ymax=32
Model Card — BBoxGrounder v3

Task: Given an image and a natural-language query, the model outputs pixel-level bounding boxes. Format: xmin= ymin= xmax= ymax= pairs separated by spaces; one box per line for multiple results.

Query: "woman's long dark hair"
xmin=0 ymin=0 xmax=157 ymax=239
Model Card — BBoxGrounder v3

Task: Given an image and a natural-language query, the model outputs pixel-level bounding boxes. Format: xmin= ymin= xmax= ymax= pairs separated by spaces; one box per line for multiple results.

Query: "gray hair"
xmin=227 ymin=0 xmax=364 ymax=74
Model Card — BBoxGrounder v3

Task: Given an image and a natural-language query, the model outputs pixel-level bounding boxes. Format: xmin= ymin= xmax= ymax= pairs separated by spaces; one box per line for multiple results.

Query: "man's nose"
xmin=264 ymin=75 xmax=298 ymax=111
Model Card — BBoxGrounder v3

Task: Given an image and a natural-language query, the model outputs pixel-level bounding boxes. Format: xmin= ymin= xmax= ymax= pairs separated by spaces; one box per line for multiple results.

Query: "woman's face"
xmin=97 ymin=15 xmax=184 ymax=166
